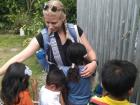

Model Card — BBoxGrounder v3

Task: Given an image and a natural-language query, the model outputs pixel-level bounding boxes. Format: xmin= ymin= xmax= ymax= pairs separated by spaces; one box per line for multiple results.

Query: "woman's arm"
xmin=80 ymin=33 xmax=97 ymax=77
xmin=0 ymin=38 xmax=40 ymax=75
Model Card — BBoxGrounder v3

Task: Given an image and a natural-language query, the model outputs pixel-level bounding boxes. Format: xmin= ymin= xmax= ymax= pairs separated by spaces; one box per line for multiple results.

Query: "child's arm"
xmin=31 ymin=78 xmax=39 ymax=105
xmin=60 ymin=92 xmax=65 ymax=105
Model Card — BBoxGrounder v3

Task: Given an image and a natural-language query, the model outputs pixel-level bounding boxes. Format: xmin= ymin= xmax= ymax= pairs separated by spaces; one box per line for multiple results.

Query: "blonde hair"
xmin=43 ymin=0 xmax=66 ymax=20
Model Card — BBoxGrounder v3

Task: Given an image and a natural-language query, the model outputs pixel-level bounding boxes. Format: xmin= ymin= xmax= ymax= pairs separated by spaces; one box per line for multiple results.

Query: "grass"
xmin=0 ymin=34 xmax=26 ymax=48
xmin=0 ymin=34 xmax=44 ymax=87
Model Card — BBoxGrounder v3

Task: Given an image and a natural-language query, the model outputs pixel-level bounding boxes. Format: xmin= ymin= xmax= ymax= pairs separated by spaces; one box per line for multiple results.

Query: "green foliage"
xmin=7 ymin=12 xmax=30 ymax=34
xmin=22 ymin=0 xmax=47 ymax=36
xmin=62 ymin=0 xmax=77 ymax=23
xmin=1 ymin=0 xmax=76 ymax=35
xmin=23 ymin=13 xmax=44 ymax=36
xmin=22 ymin=37 xmax=32 ymax=47
xmin=0 ymin=0 xmax=27 ymax=31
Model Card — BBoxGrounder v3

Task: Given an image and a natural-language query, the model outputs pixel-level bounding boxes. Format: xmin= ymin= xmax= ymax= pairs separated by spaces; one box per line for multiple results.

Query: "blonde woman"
xmin=0 ymin=0 xmax=97 ymax=79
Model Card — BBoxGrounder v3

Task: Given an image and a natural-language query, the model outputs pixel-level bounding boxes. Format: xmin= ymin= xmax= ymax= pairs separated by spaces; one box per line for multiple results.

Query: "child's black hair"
xmin=101 ymin=60 xmax=138 ymax=98
xmin=0 ymin=62 xmax=30 ymax=105
xmin=46 ymin=66 xmax=66 ymax=89
xmin=66 ymin=43 xmax=87 ymax=82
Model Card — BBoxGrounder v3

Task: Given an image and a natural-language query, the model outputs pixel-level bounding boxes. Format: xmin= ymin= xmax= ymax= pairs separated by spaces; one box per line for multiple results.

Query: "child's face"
xmin=56 ymin=86 xmax=64 ymax=91
xmin=47 ymin=84 xmax=63 ymax=92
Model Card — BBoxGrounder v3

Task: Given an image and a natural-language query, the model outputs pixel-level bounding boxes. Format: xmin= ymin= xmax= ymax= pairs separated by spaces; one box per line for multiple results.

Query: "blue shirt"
xmin=60 ymin=66 xmax=92 ymax=105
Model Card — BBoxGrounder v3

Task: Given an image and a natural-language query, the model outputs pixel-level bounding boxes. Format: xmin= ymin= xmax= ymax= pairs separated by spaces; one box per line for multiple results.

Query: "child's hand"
xmin=31 ymin=78 xmax=38 ymax=92
xmin=31 ymin=78 xmax=38 ymax=103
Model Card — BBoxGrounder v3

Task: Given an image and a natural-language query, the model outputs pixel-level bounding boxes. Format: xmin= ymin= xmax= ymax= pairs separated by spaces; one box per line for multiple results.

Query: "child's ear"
xmin=22 ymin=78 xmax=26 ymax=83
xmin=128 ymin=88 xmax=133 ymax=96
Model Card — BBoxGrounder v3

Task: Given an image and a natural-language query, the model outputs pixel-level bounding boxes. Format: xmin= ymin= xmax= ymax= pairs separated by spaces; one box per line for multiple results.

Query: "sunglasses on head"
xmin=43 ymin=3 xmax=62 ymax=12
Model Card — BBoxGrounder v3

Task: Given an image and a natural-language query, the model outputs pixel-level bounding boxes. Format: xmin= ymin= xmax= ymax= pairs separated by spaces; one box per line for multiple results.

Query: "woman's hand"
xmin=79 ymin=33 xmax=97 ymax=78
xmin=80 ymin=61 xmax=97 ymax=77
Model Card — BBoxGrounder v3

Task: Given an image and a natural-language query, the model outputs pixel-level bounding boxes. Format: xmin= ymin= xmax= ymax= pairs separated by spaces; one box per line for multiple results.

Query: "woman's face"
xmin=44 ymin=13 xmax=64 ymax=33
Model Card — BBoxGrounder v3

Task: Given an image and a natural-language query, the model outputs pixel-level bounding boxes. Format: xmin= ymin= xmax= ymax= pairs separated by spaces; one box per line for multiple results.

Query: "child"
xmin=61 ymin=43 xmax=92 ymax=105
xmin=39 ymin=67 xmax=66 ymax=105
xmin=0 ymin=62 xmax=33 ymax=105
xmin=90 ymin=60 xmax=138 ymax=105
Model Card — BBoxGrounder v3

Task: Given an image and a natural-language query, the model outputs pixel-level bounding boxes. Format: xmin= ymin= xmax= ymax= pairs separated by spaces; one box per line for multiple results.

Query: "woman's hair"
xmin=43 ymin=0 xmax=66 ymax=20
xmin=0 ymin=62 xmax=31 ymax=105
xmin=66 ymin=43 xmax=87 ymax=82
xmin=42 ymin=0 xmax=67 ymax=34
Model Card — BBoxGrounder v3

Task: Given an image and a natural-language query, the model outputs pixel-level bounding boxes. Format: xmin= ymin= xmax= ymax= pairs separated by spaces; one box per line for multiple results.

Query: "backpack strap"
xmin=48 ymin=24 xmax=79 ymax=66
xmin=49 ymin=33 xmax=64 ymax=66
xmin=40 ymin=28 xmax=64 ymax=67
xmin=41 ymin=28 xmax=50 ymax=52
xmin=67 ymin=23 xmax=80 ymax=43
xmin=37 ymin=24 xmax=79 ymax=69
xmin=35 ymin=28 xmax=50 ymax=71
xmin=41 ymin=24 xmax=79 ymax=53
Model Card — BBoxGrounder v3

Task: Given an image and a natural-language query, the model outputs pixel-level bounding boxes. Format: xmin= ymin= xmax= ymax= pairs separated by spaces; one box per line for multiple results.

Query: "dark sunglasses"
xmin=43 ymin=3 xmax=62 ymax=12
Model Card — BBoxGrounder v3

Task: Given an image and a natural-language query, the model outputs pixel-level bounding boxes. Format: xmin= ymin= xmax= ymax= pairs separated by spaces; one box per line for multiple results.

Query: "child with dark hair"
xmin=39 ymin=67 xmax=66 ymax=105
xmin=61 ymin=43 xmax=92 ymax=105
xmin=0 ymin=62 xmax=33 ymax=105
xmin=90 ymin=60 xmax=138 ymax=105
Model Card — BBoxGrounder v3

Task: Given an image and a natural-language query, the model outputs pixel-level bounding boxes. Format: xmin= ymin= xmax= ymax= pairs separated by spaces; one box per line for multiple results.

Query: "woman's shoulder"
xmin=36 ymin=32 xmax=44 ymax=48
xmin=67 ymin=23 xmax=83 ymax=36
xmin=36 ymin=32 xmax=43 ymax=40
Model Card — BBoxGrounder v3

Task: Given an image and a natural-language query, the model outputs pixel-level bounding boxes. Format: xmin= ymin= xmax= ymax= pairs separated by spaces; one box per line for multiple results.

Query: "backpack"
xmin=36 ymin=23 xmax=79 ymax=71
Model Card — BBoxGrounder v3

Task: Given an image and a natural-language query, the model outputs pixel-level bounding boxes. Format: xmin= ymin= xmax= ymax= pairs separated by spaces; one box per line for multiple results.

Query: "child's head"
xmin=66 ymin=43 xmax=87 ymax=65
xmin=101 ymin=60 xmax=138 ymax=99
xmin=46 ymin=67 xmax=66 ymax=91
xmin=66 ymin=43 xmax=87 ymax=82
xmin=1 ymin=62 xmax=32 ymax=105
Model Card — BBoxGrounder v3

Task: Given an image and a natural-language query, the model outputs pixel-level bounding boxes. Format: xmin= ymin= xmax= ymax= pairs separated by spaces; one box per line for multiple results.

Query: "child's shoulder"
xmin=19 ymin=90 xmax=33 ymax=105
xmin=89 ymin=96 xmax=109 ymax=105
xmin=19 ymin=89 xmax=30 ymax=97
xmin=90 ymin=96 xmax=136 ymax=105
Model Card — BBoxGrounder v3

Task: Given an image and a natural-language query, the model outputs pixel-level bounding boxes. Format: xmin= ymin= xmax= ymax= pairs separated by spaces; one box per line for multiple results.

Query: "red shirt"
xmin=17 ymin=90 xmax=33 ymax=105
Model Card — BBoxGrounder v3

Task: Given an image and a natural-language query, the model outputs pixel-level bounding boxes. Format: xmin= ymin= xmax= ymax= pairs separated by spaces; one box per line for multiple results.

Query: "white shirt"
xmin=39 ymin=85 xmax=61 ymax=105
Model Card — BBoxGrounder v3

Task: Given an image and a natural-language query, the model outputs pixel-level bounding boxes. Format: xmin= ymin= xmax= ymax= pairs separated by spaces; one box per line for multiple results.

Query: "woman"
xmin=0 ymin=0 xmax=97 ymax=78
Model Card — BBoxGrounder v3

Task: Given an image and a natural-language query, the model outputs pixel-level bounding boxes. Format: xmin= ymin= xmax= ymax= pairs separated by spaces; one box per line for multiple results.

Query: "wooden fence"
xmin=77 ymin=0 xmax=140 ymax=104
